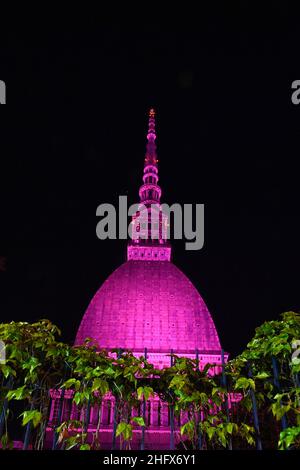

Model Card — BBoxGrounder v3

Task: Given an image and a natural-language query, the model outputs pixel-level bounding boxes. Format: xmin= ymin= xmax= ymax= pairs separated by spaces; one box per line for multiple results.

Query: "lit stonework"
xmin=75 ymin=260 xmax=221 ymax=364
xmin=75 ymin=109 xmax=223 ymax=365
xmin=47 ymin=109 xmax=228 ymax=449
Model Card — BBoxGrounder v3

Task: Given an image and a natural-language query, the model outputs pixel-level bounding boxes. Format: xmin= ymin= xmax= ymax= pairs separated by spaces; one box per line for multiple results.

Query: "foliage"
xmin=279 ymin=426 xmax=300 ymax=450
xmin=0 ymin=312 xmax=299 ymax=450
xmin=226 ymin=311 xmax=300 ymax=449
xmin=0 ymin=320 xmax=68 ymax=450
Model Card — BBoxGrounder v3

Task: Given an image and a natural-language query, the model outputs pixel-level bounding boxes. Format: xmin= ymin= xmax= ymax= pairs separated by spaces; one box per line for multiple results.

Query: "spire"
xmin=139 ymin=108 xmax=161 ymax=205
xmin=127 ymin=108 xmax=171 ymax=262
xmin=145 ymin=108 xmax=158 ymax=166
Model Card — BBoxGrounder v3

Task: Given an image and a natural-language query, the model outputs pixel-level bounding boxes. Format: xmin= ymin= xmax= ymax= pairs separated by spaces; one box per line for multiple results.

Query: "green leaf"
xmin=169 ymin=375 xmax=186 ymax=390
xmin=22 ymin=356 xmax=41 ymax=374
xmin=20 ymin=410 xmax=42 ymax=428
xmin=279 ymin=426 xmax=300 ymax=450
xmin=131 ymin=417 xmax=145 ymax=427
xmin=206 ymin=426 xmax=216 ymax=440
xmin=92 ymin=378 xmax=109 ymax=394
xmin=180 ymin=420 xmax=195 ymax=439
xmin=79 ymin=444 xmax=91 ymax=450
xmin=116 ymin=421 xmax=127 ymax=436
xmin=6 ymin=386 xmax=28 ymax=401
xmin=116 ymin=422 xmax=132 ymax=441
xmin=63 ymin=378 xmax=78 ymax=389
xmin=143 ymin=386 xmax=154 ymax=401
xmin=271 ymin=402 xmax=290 ymax=420
xmin=65 ymin=436 xmax=79 ymax=450
xmin=104 ymin=367 xmax=115 ymax=376
xmin=226 ymin=422 xmax=234 ymax=434
xmin=137 ymin=386 xmax=153 ymax=401
xmin=137 ymin=387 xmax=144 ymax=400
xmin=0 ymin=364 xmax=16 ymax=379
xmin=217 ymin=429 xmax=227 ymax=448
xmin=242 ymin=395 xmax=253 ymax=412
xmin=196 ymin=392 xmax=207 ymax=404
xmin=255 ymin=372 xmax=270 ymax=379
xmin=239 ymin=423 xmax=255 ymax=446
xmin=74 ymin=391 xmax=81 ymax=405
xmin=234 ymin=377 xmax=255 ymax=391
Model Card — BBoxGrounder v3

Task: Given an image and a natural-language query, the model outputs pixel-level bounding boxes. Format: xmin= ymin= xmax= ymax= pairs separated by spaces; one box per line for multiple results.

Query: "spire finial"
xmin=145 ymin=108 xmax=157 ymax=165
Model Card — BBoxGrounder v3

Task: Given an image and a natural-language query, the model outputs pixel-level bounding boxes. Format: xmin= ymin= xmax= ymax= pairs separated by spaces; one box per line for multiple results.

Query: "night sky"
xmin=0 ymin=6 xmax=299 ymax=357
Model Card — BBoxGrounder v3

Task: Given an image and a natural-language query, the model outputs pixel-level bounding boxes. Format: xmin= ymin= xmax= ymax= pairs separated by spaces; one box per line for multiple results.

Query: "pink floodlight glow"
xmin=75 ymin=108 xmax=223 ymax=365
xmin=75 ymin=259 xmax=221 ymax=360
xmin=46 ymin=109 xmax=227 ymax=451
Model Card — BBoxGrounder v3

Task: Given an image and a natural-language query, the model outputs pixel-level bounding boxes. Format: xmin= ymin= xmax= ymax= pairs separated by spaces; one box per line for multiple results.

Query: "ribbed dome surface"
xmin=75 ymin=260 xmax=221 ymax=353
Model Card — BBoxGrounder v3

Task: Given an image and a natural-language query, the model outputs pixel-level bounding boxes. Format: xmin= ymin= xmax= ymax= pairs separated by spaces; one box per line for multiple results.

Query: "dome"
xmin=75 ymin=109 xmax=223 ymax=365
xmin=75 ymin=260 xmax=221 ymax=353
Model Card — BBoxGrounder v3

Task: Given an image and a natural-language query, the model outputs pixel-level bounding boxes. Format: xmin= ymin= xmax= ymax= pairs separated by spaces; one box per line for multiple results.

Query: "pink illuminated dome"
xmin=75 ymin=259 xmax=221 ymax=354
xmin=75 ymin=109 xmax=224 ymax=368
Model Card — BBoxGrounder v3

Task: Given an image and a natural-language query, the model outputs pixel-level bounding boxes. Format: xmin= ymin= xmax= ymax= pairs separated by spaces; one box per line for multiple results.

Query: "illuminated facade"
xmin=47 ymin=109 xmax=227 ymax=449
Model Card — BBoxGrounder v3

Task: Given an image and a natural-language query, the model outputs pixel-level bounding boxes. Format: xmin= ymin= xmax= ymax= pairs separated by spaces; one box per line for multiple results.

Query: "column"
xmin=101 ymin=400 xmax=109 ymax=426
xmin=161 ymin=403 xmax=169 ymax=427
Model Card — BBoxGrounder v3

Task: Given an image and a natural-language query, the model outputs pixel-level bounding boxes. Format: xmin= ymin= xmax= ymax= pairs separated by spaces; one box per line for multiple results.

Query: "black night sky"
xmin=0 ymin=6 xmax=299 ymax=358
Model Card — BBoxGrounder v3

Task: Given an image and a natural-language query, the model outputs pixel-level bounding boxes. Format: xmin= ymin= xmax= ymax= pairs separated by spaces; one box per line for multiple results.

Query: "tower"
xmin=48 ymin=109 xmax=227 ymax=450
xmin=127 ymin=108 xmax=170 ymax=262
xmin=75 ymin=109 xmax=224 ymax=369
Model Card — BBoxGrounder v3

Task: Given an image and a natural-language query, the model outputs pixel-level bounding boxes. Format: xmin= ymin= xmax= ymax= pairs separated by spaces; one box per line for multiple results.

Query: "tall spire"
xmin=127 ymin=108 xmax=171 ymax=262
xmin=139 ymin=108 xmax=161 ymax=205
xmin=145 ymin=108 xmax=158 ymax=166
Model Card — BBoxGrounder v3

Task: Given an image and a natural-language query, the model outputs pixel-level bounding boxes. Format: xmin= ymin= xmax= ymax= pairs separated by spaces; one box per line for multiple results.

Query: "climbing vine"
xmin=0 ymin=312 xmax=299 ymax=450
